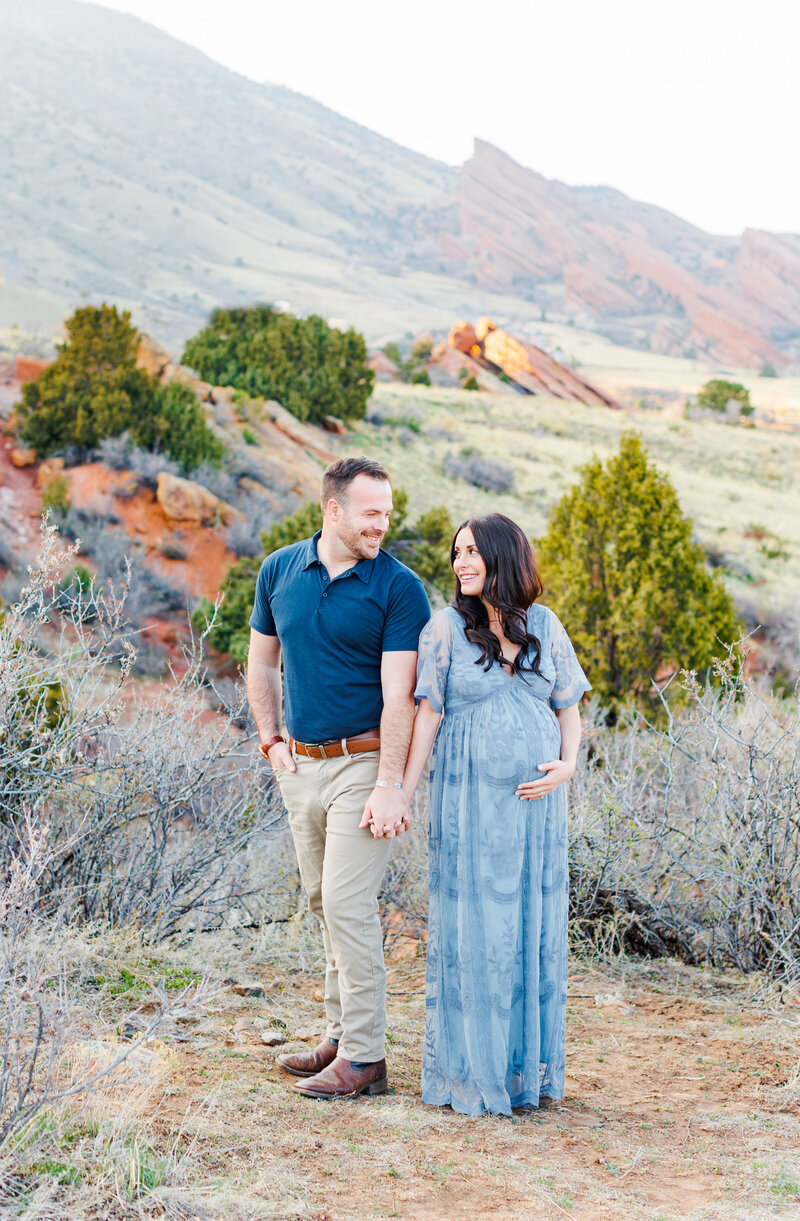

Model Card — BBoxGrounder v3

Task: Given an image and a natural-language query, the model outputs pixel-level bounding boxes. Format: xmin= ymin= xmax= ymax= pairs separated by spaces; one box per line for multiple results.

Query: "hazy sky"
xmin=98 ymin=0 xmax=798 ymax=236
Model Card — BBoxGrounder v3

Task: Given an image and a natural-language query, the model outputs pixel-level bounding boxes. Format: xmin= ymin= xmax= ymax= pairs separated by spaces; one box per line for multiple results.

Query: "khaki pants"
xmin=276 ymin=749 xmax=391 ymax=1062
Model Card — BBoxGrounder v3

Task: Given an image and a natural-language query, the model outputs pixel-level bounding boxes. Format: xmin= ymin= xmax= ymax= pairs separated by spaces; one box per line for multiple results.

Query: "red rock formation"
xmin=136 ymin=334 xmax=171 ymax=379
xmin=436 ymin=318 xmax=622 ymax=407
xmin=448 ymin=321 xmax=479 ymax=354
xmin=67 ymin=464 xmax=236 ymax=601
xmin=431 ymin=345 xmax=515 ymax=394
xmin=13 ymin=357 xmax=51 ymax=382
xmin=448 ymin=140 xmax=798 ymax=368
xmin=368 ymin=350 xmax=399 ymax=382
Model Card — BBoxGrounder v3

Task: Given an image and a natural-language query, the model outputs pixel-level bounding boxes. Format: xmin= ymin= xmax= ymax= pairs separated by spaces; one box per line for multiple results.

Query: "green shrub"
xmin=411 ymin=336 xmax=433 ymax=361
xmin=155 ymin=381 xmax=223 ymax=473
xmin=759 ymin=362 xmax=777 ymax=378
xmin=41 ymin=473 xmax=71 ymax=513
xmin=17 ymin=305 xmax=157 ymax=456
xmin=58 ymin=564 xmax=94 ymax=596
xmin=182 ymin=306 xmax=374 ymax=425
xmin=410 ymin=369 xmax=431 ymax=386
xmin=696 ymin=379 xmax=753 ymax=416
xmin=537 ymin=432 xmax=741 ymax=716
xmin=462 ymin=375 xmax=480 ymax=391
xmin=241 ymin=427 xmax=258 ymax=446
xmin=16 ymin=306 xmax=223 ymax=473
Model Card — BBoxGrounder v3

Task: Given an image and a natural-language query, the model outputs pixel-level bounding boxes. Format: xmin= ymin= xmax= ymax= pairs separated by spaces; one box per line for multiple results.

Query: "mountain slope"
xmin=0 ymin=0 xmax=459 ymax=346
xmin=445 ymin=141 xmax=800 ymax=367
xmin=1 ymin=0 xmax=798 ymax=368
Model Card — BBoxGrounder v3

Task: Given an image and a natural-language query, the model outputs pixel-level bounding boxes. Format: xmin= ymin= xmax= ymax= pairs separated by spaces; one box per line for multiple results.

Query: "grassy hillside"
xmin=337 ymin=384 xmax=800 ymax=614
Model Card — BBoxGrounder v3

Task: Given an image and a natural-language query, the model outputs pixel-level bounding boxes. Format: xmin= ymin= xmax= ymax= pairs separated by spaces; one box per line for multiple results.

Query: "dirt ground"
xmin=42 ymin=933 xmax=796 ymax=1221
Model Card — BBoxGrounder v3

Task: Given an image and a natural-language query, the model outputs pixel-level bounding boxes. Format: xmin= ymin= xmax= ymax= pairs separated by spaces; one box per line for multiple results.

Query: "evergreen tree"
xmin=17 ymin=305 xmax=157 ymax=456
xmin=388 ymin=506 xmax=455 ymax=600
xmin=182 ymin=306 xmax=374 ymax=424
xmin=537 ymin=433 xmax=740 ymax=715
xmin=155 ymin=381 xmax=224 ymax=473
xmin=696 ymin=379 xmax=753 ymax=416
xmin=16 ymin=305 xmax=223 ymax=473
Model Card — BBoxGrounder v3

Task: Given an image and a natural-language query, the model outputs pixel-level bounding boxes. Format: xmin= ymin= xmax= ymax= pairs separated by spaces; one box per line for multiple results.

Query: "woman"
xmin=403 ymin=514 xmax=590 ymax=1116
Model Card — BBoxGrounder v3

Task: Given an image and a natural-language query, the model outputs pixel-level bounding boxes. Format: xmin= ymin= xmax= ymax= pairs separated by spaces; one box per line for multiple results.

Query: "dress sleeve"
xmin=548 ymin=611 xmax=591 ymax=710
xmin=414 ymin=611 xmax=454 ymax=714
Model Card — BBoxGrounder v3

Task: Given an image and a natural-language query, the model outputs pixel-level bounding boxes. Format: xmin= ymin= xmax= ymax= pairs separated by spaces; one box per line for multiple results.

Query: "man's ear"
xmin=324 ymin=497 xmax=340 ymax=521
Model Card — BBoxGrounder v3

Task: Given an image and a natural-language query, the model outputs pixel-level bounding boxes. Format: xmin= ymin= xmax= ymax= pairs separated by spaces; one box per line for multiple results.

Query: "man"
xmin=247 ymin=456 xmax=430 ymax=1099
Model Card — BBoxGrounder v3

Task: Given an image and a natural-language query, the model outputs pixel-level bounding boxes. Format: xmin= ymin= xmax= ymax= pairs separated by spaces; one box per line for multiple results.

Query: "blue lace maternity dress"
xmin=415 ymin=604 xmax=591 ymax=1116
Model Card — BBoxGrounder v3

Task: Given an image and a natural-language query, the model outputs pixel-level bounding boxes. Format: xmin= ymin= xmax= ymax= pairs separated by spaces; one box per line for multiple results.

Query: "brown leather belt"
xmin=289 ymin=728 xmax=381 ymax=759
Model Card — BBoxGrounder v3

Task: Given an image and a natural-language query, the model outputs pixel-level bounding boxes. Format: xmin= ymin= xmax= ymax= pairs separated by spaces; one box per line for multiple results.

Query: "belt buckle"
xmin=309 ymin=740 xmax=329 ymax=759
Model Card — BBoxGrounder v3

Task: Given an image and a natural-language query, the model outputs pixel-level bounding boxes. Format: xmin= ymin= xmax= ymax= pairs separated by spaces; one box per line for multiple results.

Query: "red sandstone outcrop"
xmin=430 ymin=344 xmax=514 ymax=394
xmin=155 ymin=472 xmax=239 ymax=527
xmin=430 ymin=318 xmax=622 ymax=407
xmin=447 ymin=322 xmax=479 ymax=354
xmin=11 ymin=446 xmax=36 ymax=467
xmin=12 ymin=357 xmax=51 ymax=383
xmin=368 ymin=351 xmax=399 ymax=382
xmin=36 ymin=456 xmax=65 ymax=489
xmin=446 ymin=140 xmax=797 ymax=368
xmin=135 ymin=334 xmax=171 ymax=379
xmin=65 ymin=463 xmax=237 ymax=601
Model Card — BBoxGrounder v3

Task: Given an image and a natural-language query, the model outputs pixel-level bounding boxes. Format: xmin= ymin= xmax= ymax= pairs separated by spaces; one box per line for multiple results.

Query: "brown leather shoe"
xmin=291 ymin=1057 xmax=388 ymax=1099
xmin=276 ymin=1037 xmax=339 ymax=1078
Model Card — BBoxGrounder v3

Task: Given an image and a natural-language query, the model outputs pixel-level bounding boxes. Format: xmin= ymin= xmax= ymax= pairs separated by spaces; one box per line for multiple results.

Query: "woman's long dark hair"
xmin=451 ymin=514 xmax=544 ymax=674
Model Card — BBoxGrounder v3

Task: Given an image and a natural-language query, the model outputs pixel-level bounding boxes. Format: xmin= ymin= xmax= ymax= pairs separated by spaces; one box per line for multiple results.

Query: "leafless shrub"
xmin=224 ymin=513 xmax=276 ymax=559
xmin=96 ymin=434 xmax=181 ymax=488
xmin=227 ymin=448 xmax=295 ymax=501
xmin=0 ymin=809 xmax=216 ymax=1148
xmin=192 ymin=461 xmax=238 ymax=504
xmin=569 ymin=653 xmax=800 ymax=983
xmin=0 ymin=524 xmax=290 ymax=1145
xmin=0 ymin=535 xmax=16 ymax=573
xmin=156 ymin=537 xmax=189 ymax=562
xmin=443 ymin=451 xmax=515 ymax=493
xmin=0 ymin=521 xmax=284 ymax=938
xmin=54 ymin=511 xmax=189 ymax=621
xmin=379 ymin=652 xmax=800 ymax=985
xmin=378 ymin=788 xmax=429 ymax=952
xmin=738 ymin=598 xmax=800 ymax=695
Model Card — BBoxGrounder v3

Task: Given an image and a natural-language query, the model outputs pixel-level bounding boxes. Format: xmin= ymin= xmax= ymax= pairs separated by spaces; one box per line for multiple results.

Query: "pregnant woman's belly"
xmin=442 ymin=688 xmax=561 ymax=789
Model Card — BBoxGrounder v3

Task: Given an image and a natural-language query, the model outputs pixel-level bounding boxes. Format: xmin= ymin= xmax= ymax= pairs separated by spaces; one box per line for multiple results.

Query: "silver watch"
xmin=375 ymin=780 xmax=404 ymax=791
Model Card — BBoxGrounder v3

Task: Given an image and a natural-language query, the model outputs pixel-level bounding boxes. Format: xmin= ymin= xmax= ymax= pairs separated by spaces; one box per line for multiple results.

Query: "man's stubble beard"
xmin=336 ymin=513 xmax=384 ymax=561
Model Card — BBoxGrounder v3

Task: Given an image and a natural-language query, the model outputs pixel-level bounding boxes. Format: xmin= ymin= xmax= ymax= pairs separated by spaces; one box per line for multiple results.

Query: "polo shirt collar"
xmin=302 ymin=531 xmax=374 ymax=583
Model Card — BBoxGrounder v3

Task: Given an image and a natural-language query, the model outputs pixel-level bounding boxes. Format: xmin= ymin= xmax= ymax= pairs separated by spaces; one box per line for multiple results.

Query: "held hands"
xmin=359 ymin=785 xmax=410 ymax=839
xmin=516 ymin=759 xmax=575 ymax=801
xmin=267 ymin=741 xmax=296 ymax=774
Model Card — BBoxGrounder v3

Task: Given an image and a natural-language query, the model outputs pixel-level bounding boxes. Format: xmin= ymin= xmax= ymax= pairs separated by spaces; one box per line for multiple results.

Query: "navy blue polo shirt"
xmin=249 ymin=532 xmax=430 ymax=743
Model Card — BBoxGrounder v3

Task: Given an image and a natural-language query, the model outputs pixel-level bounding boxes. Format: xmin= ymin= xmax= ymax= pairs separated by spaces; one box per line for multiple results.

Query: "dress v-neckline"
xmin=451 ymin=610 xmax=522 ymax=676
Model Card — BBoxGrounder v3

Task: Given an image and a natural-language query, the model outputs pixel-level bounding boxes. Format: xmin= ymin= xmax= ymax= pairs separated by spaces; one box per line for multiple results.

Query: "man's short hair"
xmin=321 ymin=456 xmax=390 ymax=510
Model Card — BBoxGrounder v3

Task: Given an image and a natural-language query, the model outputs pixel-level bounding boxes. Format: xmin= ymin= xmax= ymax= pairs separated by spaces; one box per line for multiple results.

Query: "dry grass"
xmin=339 ymin=382 xmax=800 ymax=612
xmin=3 ymin=923 xmax=799 ymax=1221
